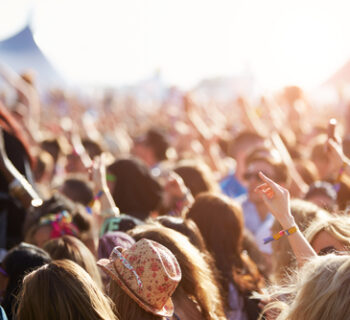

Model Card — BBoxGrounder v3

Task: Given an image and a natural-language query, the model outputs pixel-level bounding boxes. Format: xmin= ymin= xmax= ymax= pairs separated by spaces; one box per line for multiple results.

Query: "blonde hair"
xmin=271 ymin=199 xmax=330 ymax=284
xmin=129 ymin=225 xmax=226 ymax=320
xmin=43 ymin=235 xmax=103 ymax=289
xmin=16 ymin=260 xmax=118 ymax=320
xmin=261 ymin=255 xmax=350 ymax=320
xmin=305 ymin=215 xmax=350 ymax=250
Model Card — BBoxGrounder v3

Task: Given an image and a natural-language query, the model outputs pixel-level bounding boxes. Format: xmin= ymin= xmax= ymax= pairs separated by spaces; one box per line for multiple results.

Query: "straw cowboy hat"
xmin=97 ymin=238 xmax=181 ymax=317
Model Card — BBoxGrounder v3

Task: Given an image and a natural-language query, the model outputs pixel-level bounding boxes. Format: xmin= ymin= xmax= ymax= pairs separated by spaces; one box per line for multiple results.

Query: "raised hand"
xmin=255 ymin=172 xmax=295 ymax=229
xmin=255 ymin=171 xmax=317 ymax=266
xmin=327 ymin=138 xmax=349 ymax=174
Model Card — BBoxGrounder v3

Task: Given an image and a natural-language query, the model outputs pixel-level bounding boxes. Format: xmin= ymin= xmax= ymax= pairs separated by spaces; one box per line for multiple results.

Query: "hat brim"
xmin=97 ymin=259 xmax=174 ymax=317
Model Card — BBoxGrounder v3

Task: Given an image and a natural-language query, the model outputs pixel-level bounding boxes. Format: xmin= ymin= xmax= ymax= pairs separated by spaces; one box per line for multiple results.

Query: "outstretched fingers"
xmin=258 ymin=172 xmax=280 ymax=192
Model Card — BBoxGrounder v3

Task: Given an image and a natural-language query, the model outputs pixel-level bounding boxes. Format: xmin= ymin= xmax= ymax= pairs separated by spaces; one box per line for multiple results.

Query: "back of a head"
xmin=174 ymin=160 xmax=219 ymax=197
xmin=145 ymin=128 xmax=169 ymax=162
xmin=186 ymin=193 xmax=263 ymax=297
xmin=305 ymin=215 xmax=350 ymax=253
xmin=285 ymin=255 xmax=350 ymax=320
xmin=186 ymin=193 xmax=244 ymax=264
xmin=60 ymin=177 xmax=94 ymax=206
xmin=128 ymin=225 xmax=225 ymax=320
xmin=43 ymin=235 xmax=103 ymax=289
xmin=155 ymin=216 xmax=207 ymax=252
xmin=271 ymin=199 xmax=330 ymax=284
xmin=2 ymin=243 xmax=51 ymax=318
xmin=16 ymin=260 xmax=117 ymax=320
xmin=82 ymin=138 xmax=104 ymax=159
xmin=108 ymin=158 xmax=162 ymax=219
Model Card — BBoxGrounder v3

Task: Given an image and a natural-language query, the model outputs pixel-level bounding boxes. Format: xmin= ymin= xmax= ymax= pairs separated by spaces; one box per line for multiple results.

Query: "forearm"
xmin=279 ymin=214 xmax=317 ymax=267
xmin=1 ymin=159 xmax=41 ymax=209
xmin=99 ymin=188 xmax=120 ymax=216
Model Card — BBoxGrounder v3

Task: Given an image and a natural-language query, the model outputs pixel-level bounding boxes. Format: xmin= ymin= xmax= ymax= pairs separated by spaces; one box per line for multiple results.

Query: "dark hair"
xmin=145 ymin=128 xmax=169 ymax=161
xmin=60 ymin=176 xmax=94 ymax=206
xmin=108 ymin=158 xmax=162 ymax=220
xmin=82 ymin=138 xmax=103 ymax=159
xmin=2 ymin=243 xmax=51 ymax=318
xmin=186 ymin=193 xmax=264 ymax=296
xmin=41 ymin=138 xmax=61 ymax=163
xmin=0 ymin=101 xmax=33 ymax=167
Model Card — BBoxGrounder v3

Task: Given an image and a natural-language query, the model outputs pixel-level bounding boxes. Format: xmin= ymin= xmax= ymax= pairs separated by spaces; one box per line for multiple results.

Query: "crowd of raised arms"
xmin=0 ymin=68 xmax=350 ymax=320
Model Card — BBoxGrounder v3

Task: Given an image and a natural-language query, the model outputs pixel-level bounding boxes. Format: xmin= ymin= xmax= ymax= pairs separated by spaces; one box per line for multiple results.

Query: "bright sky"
xmin=1 ymin=0 xmax=350 ymax=90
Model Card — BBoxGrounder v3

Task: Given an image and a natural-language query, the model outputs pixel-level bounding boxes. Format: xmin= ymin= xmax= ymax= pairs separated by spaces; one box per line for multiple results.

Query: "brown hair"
xmin=174 ymin=160 xmax=220 ymax=197
xmin=43 ymin=235 xmax=103 ymax=289
xmin=155 ymin=216 xmax=207 ymax=252
xmin=186 ymin=193 xmax=264 ymax=296
xmin=129 ymin=225 xmax=226 ymax=320
xmin=108 ymin=281 xmax=162 ymax=320
xmin=16 ymin=260 xmax=118 ymax=320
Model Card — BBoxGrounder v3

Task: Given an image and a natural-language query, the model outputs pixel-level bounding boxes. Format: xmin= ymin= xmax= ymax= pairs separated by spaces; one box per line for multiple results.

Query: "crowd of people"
xmin=0 ymin=67 xmax=350 ymax=320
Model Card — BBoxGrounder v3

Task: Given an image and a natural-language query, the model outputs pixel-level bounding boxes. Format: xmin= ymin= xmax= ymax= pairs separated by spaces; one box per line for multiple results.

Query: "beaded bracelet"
xmin=86 ymin=190 xmax=104 ymax=214
xmin=263 ymin=225 xmax=298 ymax=244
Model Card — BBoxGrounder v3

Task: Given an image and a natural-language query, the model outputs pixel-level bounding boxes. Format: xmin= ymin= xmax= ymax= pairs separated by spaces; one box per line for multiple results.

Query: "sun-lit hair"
xmin=43 ymin=235 xmax=103 ymax=289
xmin=271 ymin=199 xmax=330 ymax=284
xmin=16 ymin=260 xmax=118 ymax=320
xmin=129 ymin=225 xmax=226 ymax=320
xmin=305 ymin=214 xmax=350 ymax=250
xmin=260 ymin=255 xmax=350 ymax=320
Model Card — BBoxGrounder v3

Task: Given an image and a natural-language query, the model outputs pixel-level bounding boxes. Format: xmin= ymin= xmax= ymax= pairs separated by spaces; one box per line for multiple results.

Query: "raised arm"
xmin=255 ymin=172 xmax=317 ymax=267
xmin=0 ymin=128 xmax=42 ymax=209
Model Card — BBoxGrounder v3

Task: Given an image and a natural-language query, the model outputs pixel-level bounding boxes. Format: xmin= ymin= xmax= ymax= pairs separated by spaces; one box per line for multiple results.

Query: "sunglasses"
xmin=318 ymin=246 xmax=349 ymax=256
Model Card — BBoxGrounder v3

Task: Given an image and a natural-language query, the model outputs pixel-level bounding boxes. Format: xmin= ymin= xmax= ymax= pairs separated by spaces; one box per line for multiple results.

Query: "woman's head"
xmin=186 ymin=193 xmax=244 ymax=266
xmin=271 ymin=199 xmax=330 ymax=283
xmin=155 ymin=216 xmax=207 ymax=252
xmin=43 ymin=235 xmax=103 ymax=289
xmin=305 ymin=215 xmax=350 ymax=255
xmin=97 ymin=239 xmax=181 ymax=320
xmin=1 ymin=243 xmax=51 ymax=318
xmin=186 ymin=193 xmax=263 ymax=295
xmin=107 ymin=158 xmax=163 ymax=219
xmin=174 ymin=160 xmax=219 ymax=197
xmin=16 ymin=260 xmax=118 ymax=320
xmin=264 ymin=255 xmax=350 ymax=320
xmin=24 ymin=194 xmax=92 ymax=249
xmin=129 ymin=225 xmax=226 ymax=320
